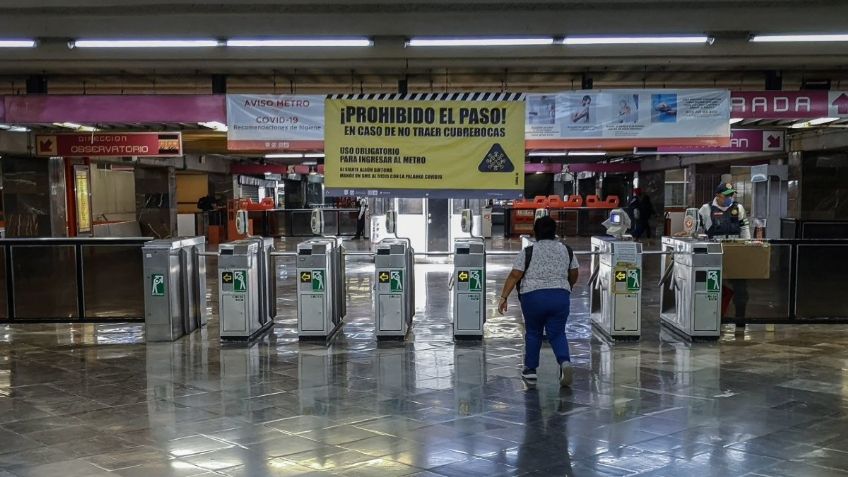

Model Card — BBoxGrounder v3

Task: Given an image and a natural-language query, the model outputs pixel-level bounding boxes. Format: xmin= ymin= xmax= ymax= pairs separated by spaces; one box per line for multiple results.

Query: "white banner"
xmin=525 ymin=89 xmax=730 ymax=148
xmin=226 ymin=94 xmax=325 ymax=151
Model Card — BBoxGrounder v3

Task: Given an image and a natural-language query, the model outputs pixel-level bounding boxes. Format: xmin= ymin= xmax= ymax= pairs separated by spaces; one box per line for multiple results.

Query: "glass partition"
xmin=0 ymin=249 xmax=7 ymax=319
xmin=82 ymin=245 xmax=144 ymax=319
xmin=0 ymin=238 xmax=149 ymax=322
xmin=725 ymin=244 xmax=792 ymax=320
xmin=796 ymin=244 xmax=848 ymax=318
xmin=12 ymin=245 xmax=79 ymax=319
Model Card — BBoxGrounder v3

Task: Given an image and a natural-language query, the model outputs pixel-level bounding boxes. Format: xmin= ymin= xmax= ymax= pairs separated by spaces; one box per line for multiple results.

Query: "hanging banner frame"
xmin=324 ymin=93 xmax=526 ymax=199
xmin=226 ymin=94 xmax=325 ymax=151
xmin=525 ymin=89 xmax=731 ymax=149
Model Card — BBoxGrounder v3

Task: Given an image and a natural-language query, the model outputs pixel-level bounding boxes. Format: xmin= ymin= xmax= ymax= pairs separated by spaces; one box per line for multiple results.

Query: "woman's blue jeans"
xmin=519 ymin=288 xmax=571 ymax=369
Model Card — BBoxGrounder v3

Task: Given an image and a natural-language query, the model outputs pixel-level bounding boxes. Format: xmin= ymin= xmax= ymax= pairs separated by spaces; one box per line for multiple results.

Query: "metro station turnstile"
xmin=142 ymin=236 xmax=208 ymax=342
xmin=659 ymin=237 xmax=724 ymax=339
xmin=296 ymin=238 xmax=347 ymax=339
xmin=453 ymin=237 xmax=486 ymax=338
xmin=375 ymin=238 xmax=415 ymax=339
xmin=590 ymin=237 xmax=642 ymax=339
xmin=218 ymin=237 xmax=276 ymax=340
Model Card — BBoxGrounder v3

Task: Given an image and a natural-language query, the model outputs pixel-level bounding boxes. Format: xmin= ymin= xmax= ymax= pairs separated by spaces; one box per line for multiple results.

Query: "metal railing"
xmin=0 ymin=237 xmax=152 ymax=322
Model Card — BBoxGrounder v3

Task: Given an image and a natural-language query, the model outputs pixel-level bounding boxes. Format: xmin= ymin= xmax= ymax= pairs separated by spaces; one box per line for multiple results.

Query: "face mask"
xmin=724 ymin=196 xmax=734 ymax=207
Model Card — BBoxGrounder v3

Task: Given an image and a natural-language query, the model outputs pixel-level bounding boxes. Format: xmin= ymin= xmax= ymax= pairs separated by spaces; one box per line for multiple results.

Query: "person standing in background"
xmin=639 ymin=193 xmax=656 ymax=240
xmin=352 ymin=198 xmax=367 ymax=240
xmin=627 ymin=189 xmax=643 ymax=238
xmin=698 ymin=182 xmax=751 ymax=321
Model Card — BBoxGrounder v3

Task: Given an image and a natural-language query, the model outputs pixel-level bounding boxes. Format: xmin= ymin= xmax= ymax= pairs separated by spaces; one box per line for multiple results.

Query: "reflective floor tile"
xmin=167 ymin=435 xmax=235 ymax=457
xmin=429 ymin=456 xmax=520 ymax=477
xmin=298 ymin=424 xmax=386 ymax=445
xmin=180 ymin=446 xmax=267 ymax=471
xmin=281 ymin=448 xmax=375 ymax=470
xmin=245 ymin=434 xmax=336 ymax=457
xmin=335 ymin=457 xmax=425 ymax=477
xmin=747 ymin=460 xmax=848 ymax=477
xmin=10 ymin=458 xmax=115 ymax=477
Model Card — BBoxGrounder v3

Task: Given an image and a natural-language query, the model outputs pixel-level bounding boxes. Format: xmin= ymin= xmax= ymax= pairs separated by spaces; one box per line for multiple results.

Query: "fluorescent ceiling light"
xmin=303 ymin=153 xmax=325 ymax=158
xmin=72 ymin=39 xmax=219 ymax=48
xmin=53 ymin=122 xmax=98 ymax=132
xmin=198 ymin=121 xmax=228 ymax=132
xmin=265 ymin=153 xmax=303 ymax=159
xmin=729 ymin=118 xmax=743 ymax=125
xmin=568 ymin=151 xmax=606 ymax=156
xmin=0 ymin=124 xmax=29 ymax=132
xmin=527 ymin=151 xmax=568 ymax=157
xmin=0 ymin=40 xmax=36 ymax=48
xmin=563 ymin=35 xmax=711 ymax=45
xmin=791 ymin=117 xmax=839 ymax=128
xmin=751 ymin=34 xmax=848 ymax=43
xmin=227 ymin=38 xmax=372 ymax=47
xmin=407 ymin=37 xmax=554 ymax=47
xmin=303 ymin=160 xmax=318 ymax=166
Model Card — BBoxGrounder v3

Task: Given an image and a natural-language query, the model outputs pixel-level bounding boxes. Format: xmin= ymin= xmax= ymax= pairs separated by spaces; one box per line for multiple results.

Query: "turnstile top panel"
xmin=376 ymin=239 xmax=410 ymax=255
xmin=143 ymin=238 xmax=188 ymax=251
xmin=454 ymin=237 xmax=485 ymax=245
xmin=219 ymin=240 xmax=259 ymax=255
xmin=298 ymin=237 xmax=337 ymax=248
xmin=454 ymin=241 xmax=485 ymax=255
xmin=176 ymin=236 xmax=206 ymax=248
xmin=662 ymin=236 xmax=723 ymax=255
xmin=591 ymin=236 xmax=614 ymax=253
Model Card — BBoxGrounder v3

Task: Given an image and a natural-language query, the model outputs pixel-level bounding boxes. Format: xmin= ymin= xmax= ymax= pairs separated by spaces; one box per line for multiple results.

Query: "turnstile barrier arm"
xmin=588 ymin=264 xmax=601 ymax=290
xmin=658 ymin=259 xmax=675 ymax=288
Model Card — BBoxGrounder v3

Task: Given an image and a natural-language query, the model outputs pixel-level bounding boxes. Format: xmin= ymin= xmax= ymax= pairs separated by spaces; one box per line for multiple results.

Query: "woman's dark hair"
xmin=534 ymin=216 xmax=557 ymax=240
xmin=582 ymin=95 xmax=592 ymax=103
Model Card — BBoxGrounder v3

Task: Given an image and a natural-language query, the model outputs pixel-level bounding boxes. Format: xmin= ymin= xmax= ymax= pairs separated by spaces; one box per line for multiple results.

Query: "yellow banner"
xmin=324 ymin=98 xmax=525 ymax=197
xmin=74 ymin=167 xmax=91 ymax=234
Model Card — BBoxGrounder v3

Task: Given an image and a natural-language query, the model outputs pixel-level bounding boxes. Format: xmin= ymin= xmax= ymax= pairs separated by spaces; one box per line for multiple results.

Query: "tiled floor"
xmin=0 ymin=237 xmax=847 ymax=476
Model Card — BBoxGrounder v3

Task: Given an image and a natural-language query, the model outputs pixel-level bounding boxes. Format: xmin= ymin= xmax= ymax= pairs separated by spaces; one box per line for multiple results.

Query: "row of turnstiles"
xmin=141 ymin=209 xmax=727 ymax=343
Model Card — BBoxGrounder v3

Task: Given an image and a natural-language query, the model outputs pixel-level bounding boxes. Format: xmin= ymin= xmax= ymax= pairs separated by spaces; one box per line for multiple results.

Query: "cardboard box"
xmin=722 ymin=242 xmax=771 ymax=279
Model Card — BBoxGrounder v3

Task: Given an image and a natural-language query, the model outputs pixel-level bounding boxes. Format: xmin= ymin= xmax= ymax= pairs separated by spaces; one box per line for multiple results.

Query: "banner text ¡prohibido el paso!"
xmin=324 ymin=94 xmax=525 ymax=198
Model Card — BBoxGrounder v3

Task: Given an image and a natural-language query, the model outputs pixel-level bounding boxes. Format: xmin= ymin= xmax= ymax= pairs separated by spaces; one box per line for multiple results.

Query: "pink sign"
xmin=4 ymin=95 xmax=226 ymax=124
xmin=657 ymin=129 xmax=785 ymax=154
xmin=730 ymin=91 xmax=848 ymax=119
xmin=567 ymin=163 xmax=640 ymax=173
xmin=34 ymin=132 xmax=182 ymax=157
xmin=524 ymin=163 xmax=562 ymax=173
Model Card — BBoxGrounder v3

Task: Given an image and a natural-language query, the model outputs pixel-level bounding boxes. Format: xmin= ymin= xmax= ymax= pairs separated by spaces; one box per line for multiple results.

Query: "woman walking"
xmin=497 ymin=216 xmax=579 ymax=386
